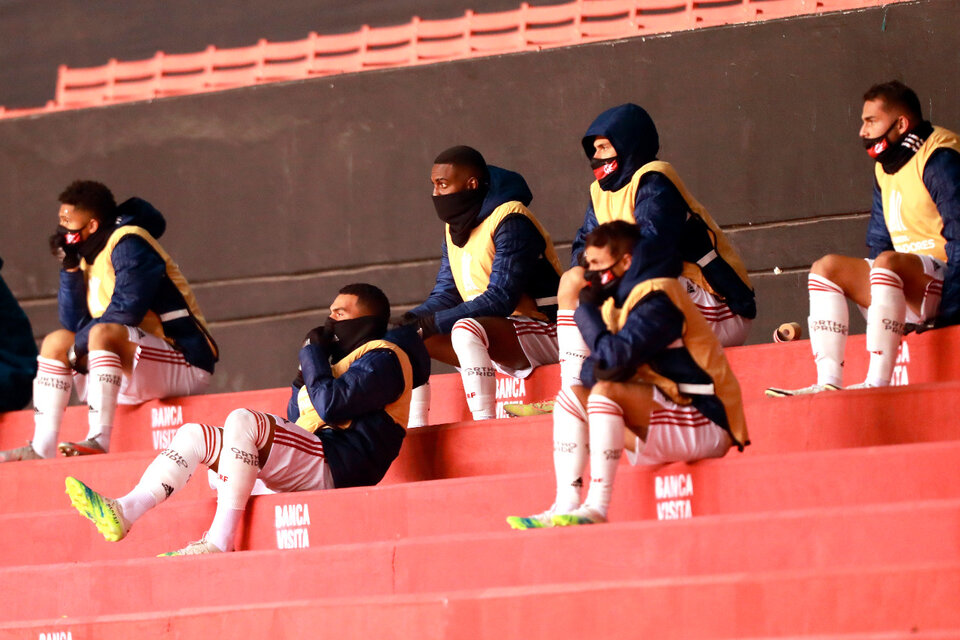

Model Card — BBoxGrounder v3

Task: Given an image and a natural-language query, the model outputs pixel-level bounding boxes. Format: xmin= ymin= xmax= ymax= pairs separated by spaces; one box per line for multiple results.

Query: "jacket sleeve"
xmin=432 ymin=215 xmax=546 ymax=333
xmin=286 ymin=384 xmax=301 ymax=423
xmin=633 ymin=172 xmax=687 ymax=247
xmin=574 ymin=292 xmax=684 ymax=375
xmin=409 ymin=240 xmax=463 ymax=316
xmin=570 ymin=201 xmax=598 ymax=268
xmin=57 ymin=269 xmax=91 ymax=333
xmin=925 ymin=148 xmax=960 ymax=325
xmin=866 ymin=178 xmax=894 ymax=258
xmin=298 ymin=344 xmax=405 ymax=425
xmin=73 ymin=237 xmax=167 ymax=355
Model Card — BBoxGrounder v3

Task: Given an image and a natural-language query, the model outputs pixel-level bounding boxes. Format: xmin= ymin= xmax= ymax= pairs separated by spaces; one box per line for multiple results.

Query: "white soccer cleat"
xmin=844 ymin=382 xmax=880 ymax=390
xmin=764 ymin=383 xmax=840 ymax=398
xmin=0 ymin=442 xmax=43 ymax=463
xmin=158 ymin=536 xmax=224 ymax=556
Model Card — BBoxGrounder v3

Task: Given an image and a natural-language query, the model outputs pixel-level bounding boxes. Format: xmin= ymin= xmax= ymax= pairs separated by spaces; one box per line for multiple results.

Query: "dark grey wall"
xmin=2 ymin=0 xmax=958 ymax=393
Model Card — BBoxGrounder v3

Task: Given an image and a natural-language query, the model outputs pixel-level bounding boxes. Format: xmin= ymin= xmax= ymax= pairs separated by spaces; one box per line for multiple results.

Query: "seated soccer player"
xmin=402 ymin=146 xmax=563 ymax=423
xmin=66 ymin=283 xmax=430 ymax=555
xmin=0 ymin=254 xmax=37 ymax=412
xmin=557 ymin=103 xmax=755 ymax=398
xmin=767 ymin=81 xmax=960 ymax=396
xmin=0 ymin=181 xmax=217 ymax=462
xmin=507 ymin=221 xmax=748 ymax=528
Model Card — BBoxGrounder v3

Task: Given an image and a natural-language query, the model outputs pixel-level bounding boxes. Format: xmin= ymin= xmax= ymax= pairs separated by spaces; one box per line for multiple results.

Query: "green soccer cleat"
xmin=65 ymin=476 xmax=131 ymax=542
xmin=502 ymin=400 xmax=556 ymax=417
xmin=506 ymin=509 xmax=556 ymax=530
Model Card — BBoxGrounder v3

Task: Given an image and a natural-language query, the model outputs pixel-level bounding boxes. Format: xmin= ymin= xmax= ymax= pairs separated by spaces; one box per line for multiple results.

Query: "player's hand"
xmin=593 ymin=362 xmax=634 ymax=382
xmin=49 ymin=233 xmax=80 ymax=270
xmin=396 ymin=312 xmax=420 ymax=327
xmin=292 ymin=369 xmax=305 ymax=388
xmin=578 ymin=281 xmax=607 ymax=307
xmin=304 ymin=318 xmax=336 ymax=349
xmin=68 ymin=344 xmax=88 ymax=374
xmin=417 ymin=314 xmax=438 ymax=339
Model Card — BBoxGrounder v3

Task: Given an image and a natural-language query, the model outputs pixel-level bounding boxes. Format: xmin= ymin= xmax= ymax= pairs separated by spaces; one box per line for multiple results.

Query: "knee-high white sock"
xmin=583 ymin=394 xmax=625 ymax=519
xmin=920 ymin=279 xmax=943 ymax=323
xmin=557 ymin=310 xmax=589 ymax=389
xmin=807 ymin=274 xmax=848 ymax=387
xmin=408 ymin=383 xmax=430 ymax=427
xmin=31 ymin=357 xmax=73 ymax=458
xmin=207 ymin=409 xmax=271 ymax=551
xmin=450 ymin=319 xmax=496 ymax=420
xmin=86 ymin=350 xmax=123 ymax=450
xmin=865 ymin=268 xmax=906 ymax=387
xmin=118 ymin=422 xmax=222 ymax=523
xmin=552 ymin=388 xmax=589 ymax=513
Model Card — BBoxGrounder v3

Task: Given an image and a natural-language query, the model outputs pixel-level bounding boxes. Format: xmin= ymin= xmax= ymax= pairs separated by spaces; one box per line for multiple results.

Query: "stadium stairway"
xmin=0 ymin=327 xmax=958 ymax=637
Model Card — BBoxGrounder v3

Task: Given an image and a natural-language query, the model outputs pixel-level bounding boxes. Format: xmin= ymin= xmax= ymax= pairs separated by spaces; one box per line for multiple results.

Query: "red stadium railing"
xmin=0 ymin=0 xmax=891 ymax=119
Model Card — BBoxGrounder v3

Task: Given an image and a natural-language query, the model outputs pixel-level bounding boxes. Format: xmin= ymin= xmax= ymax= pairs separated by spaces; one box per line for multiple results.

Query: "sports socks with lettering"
xmin=557 ymin=310 xmax=589 ymax=389
xmin=807 ymin=274 xmax=848 ymax=388
xmin=552 ymin=388 xmax=588 ymax=513
xmin=86 ymin=350 xmax=123 ymax=451
xmin=117 ymin=422 xmax=222 ymax=523
xmin=582 ymin=394 xmax=625 ymax=520
xmin=450 ymin=319 xmax=496 ymax=420
xmin=864 ymin=268 xmax=906 ymax=387
xmin=31 ymin=356 xmax=74 ymax=458
xmin=407 ymin=383 xmax=430 ymax=427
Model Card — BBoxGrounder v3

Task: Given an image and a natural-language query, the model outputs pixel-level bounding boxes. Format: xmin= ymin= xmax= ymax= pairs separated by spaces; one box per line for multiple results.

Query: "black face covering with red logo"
xmin=863 ymin=120 xmax=933 ymax=175
xmin=590 ymin=156 xmax=621 ymax=191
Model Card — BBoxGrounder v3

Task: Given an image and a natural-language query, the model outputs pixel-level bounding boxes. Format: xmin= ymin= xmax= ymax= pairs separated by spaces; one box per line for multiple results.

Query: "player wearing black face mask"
xmin=402 ymin=145 xmax=563 ymax=425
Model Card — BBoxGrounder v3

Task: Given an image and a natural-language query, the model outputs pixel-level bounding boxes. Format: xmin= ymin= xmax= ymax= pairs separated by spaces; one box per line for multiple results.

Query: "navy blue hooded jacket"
xmin=287 ymin=324 xmax=430 ymax=488
xmin=411 ymin=166 xmax=560 ymax=332
xmin=58 ymin=198 xmax=217 ymax=373
xmin=866 ymin=147 xmax=960 ymax=326
xmin=0 ymin=256 xmax=38 ymax=411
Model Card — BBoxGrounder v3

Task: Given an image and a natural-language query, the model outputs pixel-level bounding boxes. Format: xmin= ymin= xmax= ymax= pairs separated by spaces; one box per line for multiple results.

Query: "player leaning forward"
xmin=66 ymin=283 xmax=430 ymax=554
xmin=767 ymin=81 xmax=960 ymax=396
xmin=508 ymin=221 xmax=748 ymax=528
xmin=0 ymin=181 xmax=217 ymax=462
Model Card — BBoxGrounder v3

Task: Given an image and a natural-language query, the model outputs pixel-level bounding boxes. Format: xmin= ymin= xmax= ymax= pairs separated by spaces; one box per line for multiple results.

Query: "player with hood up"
xmin=0 ymin=181 xmax=217 ymax=462
xmin=401 ymin=146 xmax=563 ymax=424
xmin=555 ymin=104 xmax=755 ymax=399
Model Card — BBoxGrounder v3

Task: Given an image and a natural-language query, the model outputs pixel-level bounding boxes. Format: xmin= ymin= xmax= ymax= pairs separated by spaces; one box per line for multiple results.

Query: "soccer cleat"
xmin=58 ymin=437 xmax=106 ymax=457
xmin=844 ymin=381 xmax=879 ymax=390
xmin=503 ymin=401 xmax=556 ymax=417
xmin=506 ymin=508 xmax=557 ymax=530
xmin=0 ymin=442 xmax=43 ymax=463
xmin=158 ymin=536 xmax=223 ymax=556
xmin=65 ymin=476 xmax=131 ymax=542
xmin=551 ymin=506 xmax=607 ymax=527
xmin=764 ymin=383 xmax=840 ymax=398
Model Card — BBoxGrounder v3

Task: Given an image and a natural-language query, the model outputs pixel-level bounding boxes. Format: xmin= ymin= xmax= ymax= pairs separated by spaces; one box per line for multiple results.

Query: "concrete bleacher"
xmin=0 ymin=329 xmax=958 ymax=636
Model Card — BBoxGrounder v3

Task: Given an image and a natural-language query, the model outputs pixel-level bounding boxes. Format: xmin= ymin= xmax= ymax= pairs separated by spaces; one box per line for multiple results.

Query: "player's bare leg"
xmin=557 ymin=267 xmax=590 ymax=389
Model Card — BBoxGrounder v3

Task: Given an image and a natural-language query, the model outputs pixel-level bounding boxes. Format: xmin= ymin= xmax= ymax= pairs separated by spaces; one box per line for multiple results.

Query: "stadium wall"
xmin=1 ymin=0 xmax=957 ymax=393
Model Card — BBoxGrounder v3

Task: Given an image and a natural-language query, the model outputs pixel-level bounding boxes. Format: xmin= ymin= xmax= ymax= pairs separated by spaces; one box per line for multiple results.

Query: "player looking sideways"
xmin=767 ymin=81 xmax=960 ymax=396
xmin=556 ymin=103 xmax=755 ymax=398
xmin=66 ymin=283 xmax=430 ymax=555
xmin=401 ymin=146 xmax=563 ymax=424
xmin=0 ymin=181 xmax=217 ymax=462
xmin=508 ymin=221 xmax=748 ymax=528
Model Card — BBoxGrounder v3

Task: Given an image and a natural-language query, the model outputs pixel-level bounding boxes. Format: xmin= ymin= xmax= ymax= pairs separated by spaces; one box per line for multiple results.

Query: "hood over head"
xmin=582 ymin=103 xmax=660 ymax=192
xmin=613 ymin=235 xmax=682 ymax=305
xmin=384 ymin=324 xmax=432 ymax=389
xmin=477 ymin=166 xmax=533 ymax=221
xmin=115 ymin=197 xmax=166 ymax=239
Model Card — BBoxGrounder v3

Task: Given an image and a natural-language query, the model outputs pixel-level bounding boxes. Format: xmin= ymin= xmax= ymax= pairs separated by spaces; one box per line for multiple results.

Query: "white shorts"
xmin=859 ymin=256 xmax=946 ymax=323
xmin=257 ymin=414 xmax=335 ymax=492
xmin=493 ymin=316 xmax=559 ymax=379
xmin=74 ymin=325 xmax=211 ymax=405
xmin=626 ymin=387 xmax=732 ymax=466
xmin=679 ymin=276 xmax=751 ymax=347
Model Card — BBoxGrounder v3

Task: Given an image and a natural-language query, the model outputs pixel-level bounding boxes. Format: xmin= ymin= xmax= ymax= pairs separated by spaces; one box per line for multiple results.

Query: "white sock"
xmin=86 ymin=350 xmax=123 ymax=450
xmin=865 ymin=268 xmax=906 ymax=387
xmin=118 ymin=422 xmax=222 ymax=523
xmin=583 ymin=394 xmax=625 ymax=519
xmin=207 ymin=409 xmax=271 ymax=551
xmin=557 ymin=310 xmax=589 ymax=389
xmin=807 ymin=274 xmax=848 ymax=387
xmin=450 ymin=319 xmax=496 ymax=420
xmin=31 ymin=357 xmax=74 ymax=458
xmin=552 ymin=388 xmax=588 ymax=513
xmin=920 ymin=279 xmax=943 ymax=323
xmin=408 ymin=383 xmax=430 ymax=427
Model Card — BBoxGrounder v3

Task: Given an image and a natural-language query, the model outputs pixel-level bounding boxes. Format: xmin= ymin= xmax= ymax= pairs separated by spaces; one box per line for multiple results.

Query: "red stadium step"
xmin=0 ymin=499 xmax=957 ymax=621
xmin=2 ymin=563 xmax=957 ymax=639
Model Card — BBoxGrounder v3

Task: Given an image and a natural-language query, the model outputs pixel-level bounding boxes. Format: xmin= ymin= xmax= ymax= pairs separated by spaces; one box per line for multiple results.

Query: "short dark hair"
xmin=433 ymin=145 xmax=489 ymax=184
xmin=58 ymin=180 xmax=117 ymax=221
xmin=338 ymin=283 xmax=390 ymax=324
xmin=584 ymin=220 xmax=643 ymax=259
xmin=863 ymin=80 xmax=923 ymax=121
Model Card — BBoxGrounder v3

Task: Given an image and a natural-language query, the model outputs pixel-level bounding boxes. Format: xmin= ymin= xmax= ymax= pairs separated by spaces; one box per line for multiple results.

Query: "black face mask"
xmin=863 ymin=120 xmax=933 ymax=175
xmin=590 ymin=156 xmax=621 ymax=191
xmin=56 ymin=224 xmax=86 ymax=246
xmin=582 ymin=263 xmax=622 ymax=302
xmin=433 ymin=186 xmax=487 ymax=248
xmin=329 ymin=315 xmax=386 ymax=362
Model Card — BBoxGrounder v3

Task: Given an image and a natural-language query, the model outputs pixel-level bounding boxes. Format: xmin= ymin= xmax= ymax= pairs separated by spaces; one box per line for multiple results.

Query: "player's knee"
xmin=223 ymin=409 xmax=258 ymax=440
xmin=88 ymin=322 xmax=127 ymax=350
xmin=39 ymin=329 xmax=75 ymax=360
xmin=558 ymin=267 xmax=586 ymax=310
xmin=872 ymin=250 xmax=910 ymax=273
xmin=810 ymin=254 xmax=846 ymax=280
xmin=590 ymin=380 xmax=619 ymax=399
xmin=450 ymin=318 xmax=489 ymax=352
xmin=170 ymin=422 xmax=206 ymax=452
